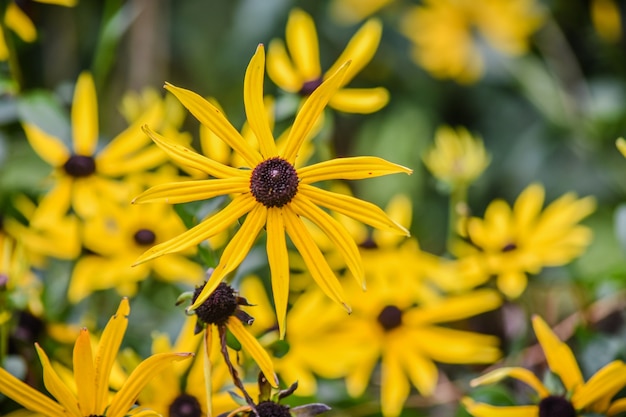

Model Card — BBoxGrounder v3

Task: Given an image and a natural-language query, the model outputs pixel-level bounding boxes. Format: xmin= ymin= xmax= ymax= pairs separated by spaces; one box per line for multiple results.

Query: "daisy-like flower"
xmin=463 ymin=315 xmax=626 ymax=417
xmin=23 ymin=71 xmax=167 ymax=218
xmin=133 ymin=44 xmax=411 ymax=336
xmin=423 ymin=125 xmax=490 ymax=192
xmin=0 ymin=0 xmax=76 ymax=61
xmin=266 ymin=9 xmax=389 ymax=113
xmin=0 ymin=298 xmax=193 ymax=417
xmin=453 ymin=183 xmax=596 ymax=299
xmin=400 ymin=0 xmax=544 ymax=83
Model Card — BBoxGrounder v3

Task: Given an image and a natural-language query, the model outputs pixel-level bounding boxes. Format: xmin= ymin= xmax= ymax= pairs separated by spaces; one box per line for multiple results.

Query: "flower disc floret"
xmin=377 ymin=305 xmax=403 ymax=331
xmin=133 ymin=229 xmax=157 ymax=246
xmin=250 ymin=157 xmax=299 ymax=208
xmin=299 ymin=78 xmax=323 ymax=96
xmin=538 ymin=396 xmax=575 ymax=417
xmin=63 ymin=154 xmax=96 ymax=177
xmin=193 ymin=282 xmax=238 ymax=326
xmin=169 ymin=393 xmax=202 ymax=417
xmin=256 ymin=401 xmax=292 ymax=417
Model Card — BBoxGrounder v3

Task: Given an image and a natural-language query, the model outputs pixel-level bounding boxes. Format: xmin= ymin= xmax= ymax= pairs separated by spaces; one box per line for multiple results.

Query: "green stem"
xmin=446 ymin=184 xmax=469 ymax=254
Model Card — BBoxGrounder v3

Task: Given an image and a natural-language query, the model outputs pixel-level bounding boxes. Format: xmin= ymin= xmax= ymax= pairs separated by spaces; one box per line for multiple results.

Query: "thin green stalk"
xmin=446 ymin=184 xmax=469 ymax=254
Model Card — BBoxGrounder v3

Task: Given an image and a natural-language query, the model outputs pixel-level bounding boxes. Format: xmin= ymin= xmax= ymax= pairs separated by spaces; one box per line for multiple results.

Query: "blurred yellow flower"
xmin=400 ymin=0 xmax=544 ymax=83
xmin=267 ymin=8 xmax=389 ymax=113
xmin=464 ymin=315 xmax=626 ymax=417
xmin=453 ymin=183 xmax=596 ymax=298
xmin=133 ymin=45 xmax=411 ymax=337
xmin=22 ymin=72 xmax=167 ymax=218
xmin=0 ymin=298 xmax=193 ymax=417
xmin=423 ymin=125 xmax=490 ymax=190
xmin=329 ymin=0 xmax=395 ymax=24
xmin=591 ymin=0 xmax=622 ymax=43
xmin=0 ymin=0 xmax=77 ymax=61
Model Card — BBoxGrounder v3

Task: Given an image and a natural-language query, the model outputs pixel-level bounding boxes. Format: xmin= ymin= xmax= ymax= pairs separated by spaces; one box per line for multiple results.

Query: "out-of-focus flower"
xmin=133 ymin=45 xmax=411 ymax=336
xmin=423 ymin=125 xmax=490 ymax=191
xmin=453 ymin=183 xmax=596 ymax=299
xmin=68 ymin=186 xmax=204 ymax=303
xmin=616 ymin=137 xmax=626 ymax=158
xmin=22 ymin=72 xmax=166 ymax=218
xmin=279 ymin=268 xmax=501 ymax=417
xmin=329 ymin=0 xmax=395 ymax=25
xmin=0 ymin=298 xmax=193 ymax=417
xmin=266 ymin=8 xmax=389 ymax=113
xmin=400 ymin=0 xmax=544 ymax=83
xmin=464 ymin=315 xmax=626 ymax=417
xmin=0 ymin=0 xmax=77 ymax=61
xmin=591 ymin=0 xmax=622 ymax=43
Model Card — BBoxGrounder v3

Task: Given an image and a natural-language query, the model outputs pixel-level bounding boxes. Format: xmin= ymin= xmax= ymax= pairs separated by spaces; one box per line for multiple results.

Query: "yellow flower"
xmin=0 ymin=0 xmax=76 ymax=61
xmin=23 ymin=72 xmax=166 ymax=218
xmin=329 ymin=0 xmax=395 ymax=24
xmin=464 ymin=315 xmax=626 ymax=417
xmin=400 ymin=0 xmax=544 ymax=83
xmin=453 ymin=183 xmax=596 ymax=298
xmin=277 ymin=268 xmax=501 ymax=417
xmin=591 ymin=0 xmax=622 ymax=43
xmin=423 ymin=125 xmax=490 ymax=190
xmin=0 ymin=298 xmax=193 ymax=417
xmin=133 ymin=44 xmax=411 ymax=336
xmin=266 ymin=8 xmax=389 ymax=113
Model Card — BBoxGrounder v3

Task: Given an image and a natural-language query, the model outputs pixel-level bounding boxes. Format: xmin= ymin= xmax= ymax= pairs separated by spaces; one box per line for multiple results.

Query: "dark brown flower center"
xmin=256 ymin=401 xmax=292 ymax=417
xmin=133 ymin=229 xmax=156 ymax=246
xmin=169 ymin=393 xmax=202 ymax=417
xmin=63 ymin=155 xmax=96 ymax=177
xmin=377 ymin=305 xmax=403 ymax=331
xmin=299 ymin=77 xmax=323 ymax=96
xmin=501 ymin=242 xmax=517 ymax=252
xmin=538 ymin=395 xmax=576 ymax=417
xmin=250 ymin=157 xmax=299 ymax=208
xmin=193 ymin=282 xmax=238 ymax=326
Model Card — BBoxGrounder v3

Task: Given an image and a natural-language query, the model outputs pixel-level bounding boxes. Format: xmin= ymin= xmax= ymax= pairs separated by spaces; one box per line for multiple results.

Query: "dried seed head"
xmin=193 ymin=282 xmax=238 ymax=326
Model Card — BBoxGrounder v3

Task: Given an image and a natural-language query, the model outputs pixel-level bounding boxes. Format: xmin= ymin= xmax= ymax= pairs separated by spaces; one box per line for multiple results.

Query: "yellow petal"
xmin=298 ymin=156 xmax=411 ymax=184
xmin=608 ymin=398 xmax=626 ymax=416
xmin=325 ymin=18 xmax=382 ymax=85
xmin=380 ymin=347 xmax=410 ymax=417
xmin=497 ymin=270 xmax=528 ymax=299
xmin=74 ymin=328 xmax=96 ymax=415
xmin=132 ymin=177 xmax=249 ymax=205
xmin=462 ymin=397 xmax=539 ymax=417
xmin=405 ymin=289 xmax=502 ymax=325
xmin=72 ymin=72 xmax=99 ymax=156
xmin=283 ymin=204 xmax=350 ymax=312
xmin=142 ymin=126 xmax=245 ymax=179
xmin=94 ymin=298 xmax=130 ymax=413
xmin=328 ymin=87 xmax=390 ymax=113
xmin=22 ymin=123 xmax=70 ymax=166
xmin=0 ymin=366 xmax=67 ymax=416
xmin=189 ymin=204 xmax=267 ymax=311
xmin=399 ymin=348 xmax=439 ymax=395
xmin=5 ymin=3 xmax=36 ymax=42
xmin=227 ymin=316 xmax=279 ymax=387
xmin=470 ymin=367 xmax=549 ymax=398
xmin=36 ymin=0 xmax=78 ymax=5
xmin=299 ymin=183 xmax=409 ymax=235
xmin=414 ymin=327 xmax=501 ymax=364
xmin=291 ymin=194 xmax=364 ymax=289
xmin=244 ymin=44 xmax=277 ymax=158
xmin=266 ymin=39 xmax=303 ymax=92
xmin=134 ymin=193 xmax=256 ymax=265
xmin=107 ymin=352 xmax=193 ymax=417
xmin=35 ymin=343 xmax=82 ymax=417
xmin=572 ymin=360 xmax=626 ymax=410
xmin=266 ymin=207 xmax=289 ymax=339
xmin=616 ymin=137 xmax=626 ymax=158
xmin=0 ymin=27 xmax=8 ymax=60
xmin=282 ymin=61 xmax=350 ymax=163
xmin=531 ymin=315 xmax=583 ymax=392
xmin=164 ymin=83 xmax=262 ymax=166
xmin=286 ymin=9 xmax=321 ymax=81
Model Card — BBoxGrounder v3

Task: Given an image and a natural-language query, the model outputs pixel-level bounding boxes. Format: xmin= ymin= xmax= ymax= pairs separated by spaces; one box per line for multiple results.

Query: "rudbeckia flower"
xmin=400 ymin=0 xmax=544 ymax=83
xmin=0 ymin=0 xmax=76 ymax=61
xmin=464 ymin=315 xmax=626 ymax=417
xmin=23 ymin=72 xmax=167 ymax=218
xmin=133 ymin=44 xmax=411 ymax=336
xmin=453 ymin=183 xmax=596 ymax=298
xmin=0 ymin=298 xmax=193 ymax=417
xmin=266 ymin=8 xmax=389 ymax=113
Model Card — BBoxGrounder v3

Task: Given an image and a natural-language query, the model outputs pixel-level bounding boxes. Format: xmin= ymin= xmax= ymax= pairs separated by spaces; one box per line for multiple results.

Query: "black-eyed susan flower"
xmin=452 ymin=183 xmax=596 ymax=299
xmin=400 ymin=0 xmax=544 ymax=83
xmin=22 ymin=72 xmax=167 ymax=218
xmin=266 ymin=9 xmax=389 ymax=113
xmin=463 ymin=315 xmax=626 ymax=417
xmin=0 ymin=298 xmax=193 ymax=417
xmin=133 ymin=44 xmax=411 ymax=336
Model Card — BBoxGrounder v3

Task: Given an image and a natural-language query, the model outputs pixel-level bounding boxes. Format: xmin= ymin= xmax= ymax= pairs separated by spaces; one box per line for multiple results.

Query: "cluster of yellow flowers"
xmin=1 ymin=1 xmax=624 ymax=417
